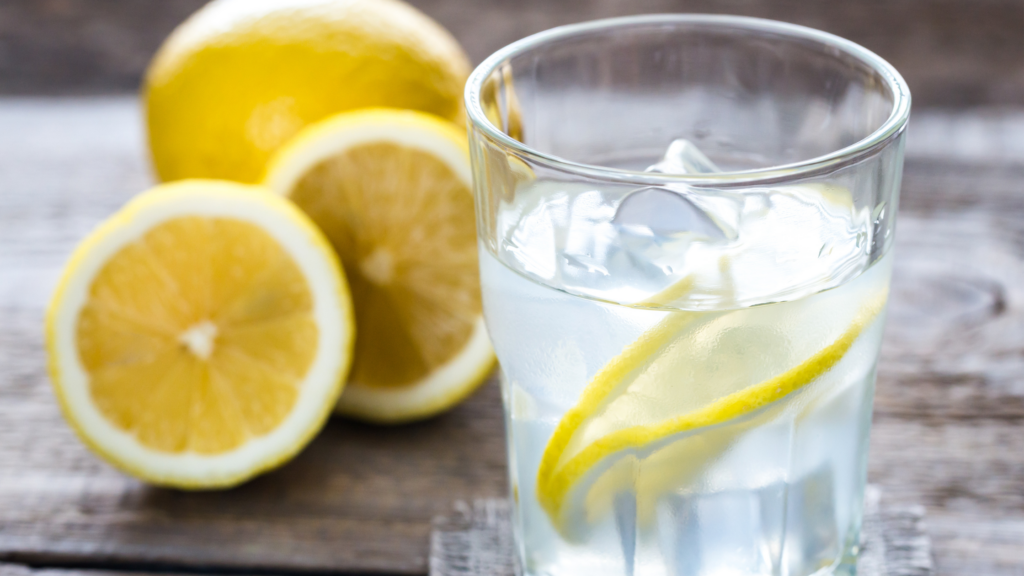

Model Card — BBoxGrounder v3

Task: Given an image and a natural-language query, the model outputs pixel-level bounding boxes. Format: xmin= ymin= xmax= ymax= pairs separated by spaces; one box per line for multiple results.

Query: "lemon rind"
xmin=144 ymin=0 xmax=471 ymax=183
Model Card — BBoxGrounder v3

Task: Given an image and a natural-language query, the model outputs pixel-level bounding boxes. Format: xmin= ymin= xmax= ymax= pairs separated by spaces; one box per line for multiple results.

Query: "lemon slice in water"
xmin=536 ymin=274 xmax=888 ymax=537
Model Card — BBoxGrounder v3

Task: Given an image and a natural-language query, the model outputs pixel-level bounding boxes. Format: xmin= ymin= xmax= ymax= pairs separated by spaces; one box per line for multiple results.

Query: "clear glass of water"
xmin=464 ymin=15 xmax=910 ymax=576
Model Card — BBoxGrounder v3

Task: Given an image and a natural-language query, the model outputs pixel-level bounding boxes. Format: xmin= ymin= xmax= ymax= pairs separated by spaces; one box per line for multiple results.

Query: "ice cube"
xmin=603 ymin=139 xmax=738 ymax=300
xmin=646 ymin=138 xmax=720 ymax=175
xmin=613 ymin=139 xmax=729 ymax=241
xmin=613 ymin=187 xmax=727 ymax=240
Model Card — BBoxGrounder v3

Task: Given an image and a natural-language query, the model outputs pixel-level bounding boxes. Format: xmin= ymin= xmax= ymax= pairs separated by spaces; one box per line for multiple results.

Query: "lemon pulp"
xmin=290 ymin=141 xmax=480 ymax=388
xmin=77 ymin=216 xmax=317 ymax=454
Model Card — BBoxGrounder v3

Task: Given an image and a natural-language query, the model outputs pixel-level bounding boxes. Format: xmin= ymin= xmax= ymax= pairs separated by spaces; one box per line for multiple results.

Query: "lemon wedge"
xmin=46 ymin=181 xmax=354 ymax=488
xmin=145 ymin=0 xmax=471 ymax=184
xmin=537 ymin=280 xmax=888 ymax=537
xmin=264 ymin=109 xmax=495 ymax=423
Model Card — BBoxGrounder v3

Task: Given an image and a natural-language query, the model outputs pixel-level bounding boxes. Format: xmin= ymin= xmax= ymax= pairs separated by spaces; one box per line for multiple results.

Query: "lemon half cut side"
xmin=46 ymin=181 xmax=354 ymax=488
xmin=264 ymin=108 xmax=495 ymax=423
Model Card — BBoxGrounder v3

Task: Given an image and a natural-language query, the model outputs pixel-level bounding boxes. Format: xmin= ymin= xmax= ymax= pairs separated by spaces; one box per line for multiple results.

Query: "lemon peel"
xmin=145 ymin=0 xmax=470 ymax=183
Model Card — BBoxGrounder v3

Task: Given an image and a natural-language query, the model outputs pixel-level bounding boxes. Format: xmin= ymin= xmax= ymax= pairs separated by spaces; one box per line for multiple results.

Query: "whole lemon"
xmin=144 ymin=0 xmax=471 ymax=183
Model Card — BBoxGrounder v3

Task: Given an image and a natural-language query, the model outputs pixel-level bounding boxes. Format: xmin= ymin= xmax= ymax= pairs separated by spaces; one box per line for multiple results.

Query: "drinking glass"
xmin=464 ymin=15 xmax=910 ymax=576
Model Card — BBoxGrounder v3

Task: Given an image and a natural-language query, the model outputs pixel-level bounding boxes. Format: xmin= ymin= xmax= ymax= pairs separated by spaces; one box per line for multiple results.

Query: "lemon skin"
xmin=144 ymin=0 xmax=471 ymax=184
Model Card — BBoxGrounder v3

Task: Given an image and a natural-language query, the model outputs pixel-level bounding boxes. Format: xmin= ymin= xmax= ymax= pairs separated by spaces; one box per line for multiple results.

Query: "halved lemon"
xmin=46 ymin=181 xmax=354 ymax=488
xmin=537 ymin=272 xmax=889 ymax=538
xmin=264 ymin=108 xmax=495 ymax=423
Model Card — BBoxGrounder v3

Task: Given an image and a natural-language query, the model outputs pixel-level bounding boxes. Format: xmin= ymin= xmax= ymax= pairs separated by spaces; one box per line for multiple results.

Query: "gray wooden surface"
xmin=2 ymin=0 xmax=1023 ymax=108
xmin=1 ymin=98 xmax=1024 ymax=576
xmin=429 ymin=488 xmax=933 ymax=576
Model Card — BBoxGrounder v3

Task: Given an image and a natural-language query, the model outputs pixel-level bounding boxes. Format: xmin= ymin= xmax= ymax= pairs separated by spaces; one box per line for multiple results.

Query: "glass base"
xmin=514 ymin=526 xmax=864 ymax=576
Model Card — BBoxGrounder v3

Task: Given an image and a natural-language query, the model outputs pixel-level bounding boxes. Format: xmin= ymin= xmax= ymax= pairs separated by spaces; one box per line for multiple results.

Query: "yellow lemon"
xmin=144 ymin=0 xmax=471 ymax=184
xmin=46 ymin=181 xmax=354 ymax=488
xmin=264 ymin=108 xmax=494 ymax=423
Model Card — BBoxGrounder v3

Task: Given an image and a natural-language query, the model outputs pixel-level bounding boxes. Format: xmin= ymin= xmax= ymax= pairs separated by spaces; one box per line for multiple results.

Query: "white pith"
xmin=179 ymin=320 xmax=218 ymax=360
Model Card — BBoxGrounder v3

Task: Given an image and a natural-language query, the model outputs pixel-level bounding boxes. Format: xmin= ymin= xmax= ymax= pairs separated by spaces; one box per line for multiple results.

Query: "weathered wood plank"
xmin=925 ymin=515 xmax=1024 ymax=576
xmin=1 ymin=99 xmax=1023 ymax=576
xmin=0 ymin=382 xmax=506 ymax=572
xmin=0 ymin=319 xmax=506 ymax=574
xmin=1 ymin=0 xmax=1023 ymax=108
xmin=1 ymin=563 xmax=169 ymax=576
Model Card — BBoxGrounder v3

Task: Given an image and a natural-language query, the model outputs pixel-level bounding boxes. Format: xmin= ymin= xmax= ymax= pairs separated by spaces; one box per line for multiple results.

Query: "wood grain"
xmin=0 ymin=563 xmax=164 ymax=576
xmin=1 ymin=0 xmax=1023 ymax=108
xmin=1 ymin=99 xmax=1024 ymax=575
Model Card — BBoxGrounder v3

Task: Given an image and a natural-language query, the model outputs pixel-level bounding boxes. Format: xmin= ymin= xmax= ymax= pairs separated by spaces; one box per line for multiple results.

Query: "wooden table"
xmin=1 ymin=99 xmax=1023 ymax=576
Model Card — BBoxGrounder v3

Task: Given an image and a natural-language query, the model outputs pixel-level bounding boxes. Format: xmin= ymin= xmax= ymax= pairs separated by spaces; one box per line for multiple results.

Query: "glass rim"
xmin=464 ymin=14 xmax=912 ymax=186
